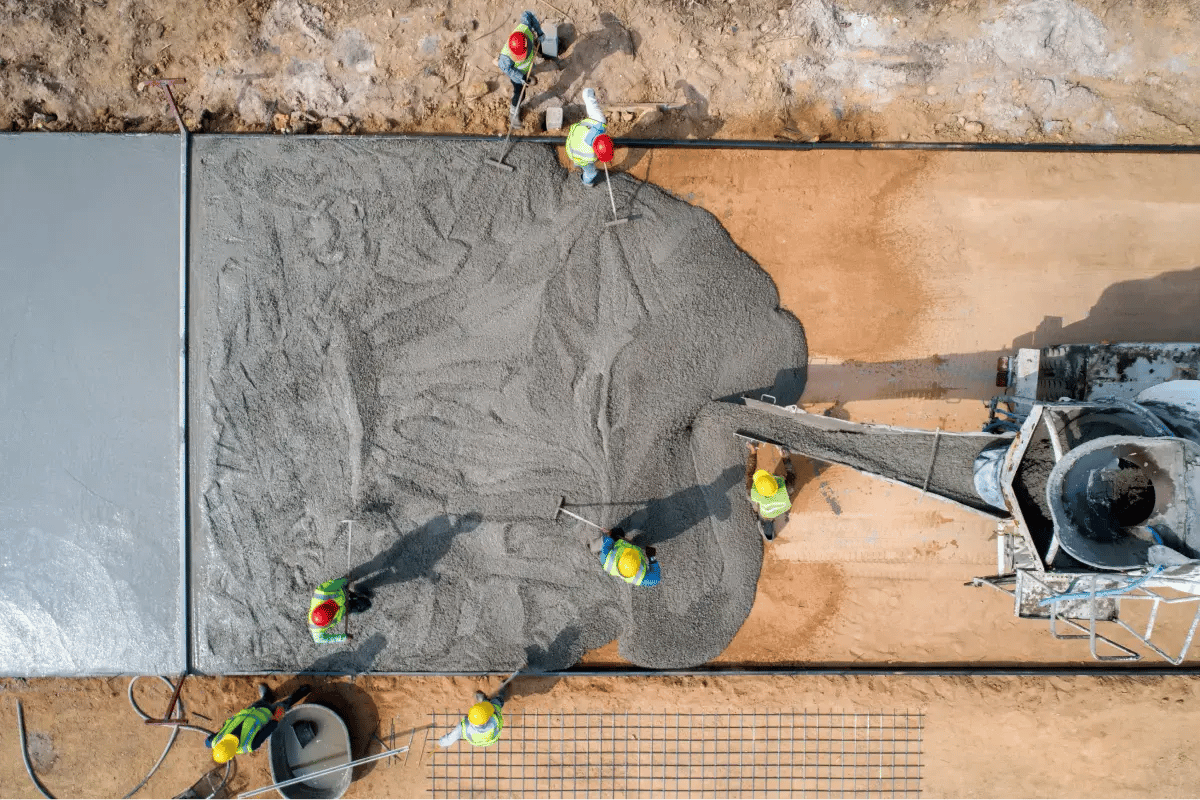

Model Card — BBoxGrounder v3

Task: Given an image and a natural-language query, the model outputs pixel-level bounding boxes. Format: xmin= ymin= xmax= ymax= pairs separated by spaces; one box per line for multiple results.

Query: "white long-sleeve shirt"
xmin=582 ymin=88 xmax=606 ymax=126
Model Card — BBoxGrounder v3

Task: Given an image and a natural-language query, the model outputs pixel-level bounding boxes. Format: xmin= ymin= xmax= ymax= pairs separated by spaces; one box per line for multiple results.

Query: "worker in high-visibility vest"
xmin=565 ymin=87 xmax=613 ymax=187
xmin=439 ymin=688 xmax=508 ymax=748
xmin=308 ymin=576 xmax=373 ymax=644
xmin=599 ymin=527 xmax=661 ymax=587
xmin=497 ymin=10 xmax=559 ymax=128
xmin=746 ymin=441 xmax=797 ymax=542
xmin=206 ymin=683 xmax=311 ymax=763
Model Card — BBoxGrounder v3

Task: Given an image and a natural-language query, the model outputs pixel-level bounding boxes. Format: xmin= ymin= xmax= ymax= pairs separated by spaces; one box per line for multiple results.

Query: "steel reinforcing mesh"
xmin=428 ymin=709 xmax=923 ymax=798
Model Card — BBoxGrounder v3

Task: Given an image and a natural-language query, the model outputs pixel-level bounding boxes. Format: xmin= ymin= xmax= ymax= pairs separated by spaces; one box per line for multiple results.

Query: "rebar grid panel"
xmin=429 ymin=709 xmax=924 ymax=798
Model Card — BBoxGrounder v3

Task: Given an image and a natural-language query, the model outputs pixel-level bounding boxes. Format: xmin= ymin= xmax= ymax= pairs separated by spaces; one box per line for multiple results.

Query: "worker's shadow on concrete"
xmin=531 ymin=13 xmax=639 ymax=110
xmin=298 ymin=631 xmax=389 ymax=676
xmin=352 ymin=513 xmax=482 ymax=591
xmin=510 ymin=624 xmax=585 ymax=698
xmin=522 ymin=623 xmax=584 ymax=673
xmin=799 ymin=266 xmax=1200 ymax=406
xmin=604 ymin=463 xmax=743 ymax=549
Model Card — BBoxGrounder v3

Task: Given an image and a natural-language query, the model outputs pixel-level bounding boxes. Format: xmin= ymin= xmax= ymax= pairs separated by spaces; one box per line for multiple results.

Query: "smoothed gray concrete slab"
xmin=0 ymin=133 xmax=184 ymax=675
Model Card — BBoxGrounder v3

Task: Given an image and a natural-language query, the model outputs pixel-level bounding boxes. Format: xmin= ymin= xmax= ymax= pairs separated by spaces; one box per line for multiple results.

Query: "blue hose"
xmin=1038 ymin=566 xmax=1163 ymax=607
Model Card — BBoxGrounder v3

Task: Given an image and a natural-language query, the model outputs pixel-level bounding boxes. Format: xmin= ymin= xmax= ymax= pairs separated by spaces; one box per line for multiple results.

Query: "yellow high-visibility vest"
xmin=566 ymin=119 xmax=606 ymax=167
xmin=462 ymin=704 xmax=504 ymax=746
xmin=501 ymin=24 xmax=536 ymax=77
xmin=603 ymin=539 xmax=649 ymax=586
xmin=308 ymin=577 xmax=348 ymax=642
xmin=213 ymin=706 xmax=272 ymax=755
xmin=750 ymin=476 xmax=791 ymax=519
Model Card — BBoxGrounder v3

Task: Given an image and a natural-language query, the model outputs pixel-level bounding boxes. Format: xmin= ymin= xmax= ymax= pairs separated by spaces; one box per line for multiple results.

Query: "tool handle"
xmin=558 ymin=506 xmax=610 ymax=533
xmin=603 ymin=162 xmax=619 ymax=217
xmin=495 ymin=665 xmax=524 ymax=694
xmin=343 ymin=521 xmax=354 ymax=637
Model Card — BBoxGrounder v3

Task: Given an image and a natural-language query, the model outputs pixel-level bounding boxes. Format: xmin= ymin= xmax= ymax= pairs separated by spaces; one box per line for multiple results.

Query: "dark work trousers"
xmin=509 ymin=49 xmax=559 ymax=107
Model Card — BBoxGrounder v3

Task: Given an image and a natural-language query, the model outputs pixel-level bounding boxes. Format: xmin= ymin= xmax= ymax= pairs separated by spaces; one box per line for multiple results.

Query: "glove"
xmin=524 ymin=75 xmax=538 ymax=87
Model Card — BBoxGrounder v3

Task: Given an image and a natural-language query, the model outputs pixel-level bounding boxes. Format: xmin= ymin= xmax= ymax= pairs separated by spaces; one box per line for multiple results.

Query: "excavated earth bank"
xmin=190 ymin=137 xmax=807 ymax=673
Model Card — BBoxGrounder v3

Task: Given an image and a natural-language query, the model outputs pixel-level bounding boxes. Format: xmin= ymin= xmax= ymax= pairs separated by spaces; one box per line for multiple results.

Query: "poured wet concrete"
xmin=189 ymin=137 xmax=807 ymax=673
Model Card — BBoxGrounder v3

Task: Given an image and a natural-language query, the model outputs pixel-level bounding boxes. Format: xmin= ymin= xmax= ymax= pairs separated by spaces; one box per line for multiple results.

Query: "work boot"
xmin=758 ymin=517 xmax=776 ymax=542
xmin=509 ymin=104 xmax=521 ymax=129
xmin=258 ymin=683 xmax=270 ymax=700
xmin=474 ymin=690 xmax=487 ymax=703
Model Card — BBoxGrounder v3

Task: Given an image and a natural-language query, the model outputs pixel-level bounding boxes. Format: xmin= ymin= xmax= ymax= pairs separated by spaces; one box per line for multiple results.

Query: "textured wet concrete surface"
xmin=189 ymin=137 xmax=808 ymax=672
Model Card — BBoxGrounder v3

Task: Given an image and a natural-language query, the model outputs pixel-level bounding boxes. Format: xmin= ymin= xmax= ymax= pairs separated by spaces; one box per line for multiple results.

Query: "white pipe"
xmin=237 ymin=746 xmax=409 ymax=798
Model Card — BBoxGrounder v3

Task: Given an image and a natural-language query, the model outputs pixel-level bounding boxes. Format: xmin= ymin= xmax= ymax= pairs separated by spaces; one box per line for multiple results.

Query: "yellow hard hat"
xmin=617 ymin=548 xmax=643 ymax=578
xmin=468 ymin=701 xmax=493 ymax=726
xmin=753 ymin=470 xmax=778 ymax=497
xmin=212 ymin=733 xmax=239 ymax=764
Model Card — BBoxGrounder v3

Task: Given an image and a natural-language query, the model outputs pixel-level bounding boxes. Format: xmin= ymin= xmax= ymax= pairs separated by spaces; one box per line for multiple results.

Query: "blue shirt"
xmin=599 ymin=536 xmax=661 ymax=587
xmin=497 ymin=11 xmax=545 ymax=83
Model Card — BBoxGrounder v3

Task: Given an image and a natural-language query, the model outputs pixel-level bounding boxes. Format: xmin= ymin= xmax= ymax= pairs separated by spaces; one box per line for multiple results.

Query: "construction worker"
xmin=308 ymin=576 xmax=373 ymax=644
xmin=438 ymin=686 xmax=509 ymax=748
xmin=498 ymin=10 xmax=558 ymax=128
xmin=206 ymin=684 xmax=310 ymax=763
xmin=599 ymin=527 xmax=661 ymax=587
xmin=746 ymin=441 xmax=797 ymax=542
xmin=565 ymin=87 xmax=613 ymax=186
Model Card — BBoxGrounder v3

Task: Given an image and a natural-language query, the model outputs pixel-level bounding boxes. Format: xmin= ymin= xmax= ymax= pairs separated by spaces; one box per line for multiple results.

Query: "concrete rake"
xmin=552 ymin=495 xmax=611 ymax=532
xmin=602 ymin=163 xmax=631 ymax=226
xmin=483 ymin=79 xmax=530 ymax=172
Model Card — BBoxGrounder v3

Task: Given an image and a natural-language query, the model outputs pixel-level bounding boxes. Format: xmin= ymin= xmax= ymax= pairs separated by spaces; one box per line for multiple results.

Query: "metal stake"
xmin=137 ymin=77 xmax=188 ymax=134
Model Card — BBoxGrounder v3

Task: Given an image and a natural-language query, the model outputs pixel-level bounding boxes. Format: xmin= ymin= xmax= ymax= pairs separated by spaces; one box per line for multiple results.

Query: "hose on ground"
xmin=15 ymin=700 xmax=55 ymax=799
xmin=124 ymin=676 xmax=229 ymax=800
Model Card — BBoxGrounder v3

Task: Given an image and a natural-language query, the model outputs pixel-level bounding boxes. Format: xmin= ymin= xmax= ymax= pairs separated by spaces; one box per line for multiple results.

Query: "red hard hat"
xmin=310 ymin=600 xmax=338 ymax=628
xmin=593 ymin=134 xmax=614 ymax=163
xmin=508 ymin=31 xmax=529 ymax=58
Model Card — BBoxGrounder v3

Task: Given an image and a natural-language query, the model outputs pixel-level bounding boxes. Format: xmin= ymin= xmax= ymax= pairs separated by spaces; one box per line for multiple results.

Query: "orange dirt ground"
xmin=592 ymin=146 xmax=1200 ymax=668
xmin=5 ymin=673 xmax=1200 ymax=798
xmin=5 ymin=148 xmax=1200 ymax=798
